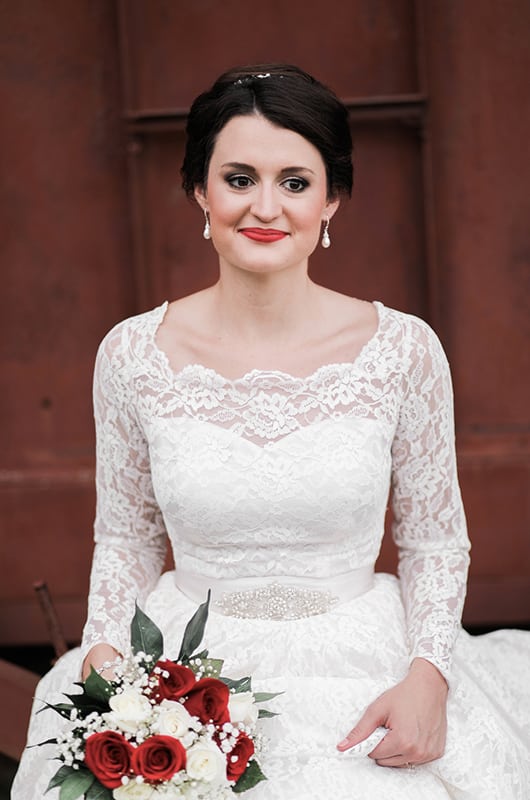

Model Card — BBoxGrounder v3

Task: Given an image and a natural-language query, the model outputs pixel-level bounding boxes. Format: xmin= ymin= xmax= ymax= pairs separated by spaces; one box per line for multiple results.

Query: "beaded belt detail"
xmin=213 ymin=581 xmax=339 ymax=620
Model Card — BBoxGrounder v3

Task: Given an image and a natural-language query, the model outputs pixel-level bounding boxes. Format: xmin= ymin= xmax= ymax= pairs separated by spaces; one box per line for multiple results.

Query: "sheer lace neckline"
xmin=150 ymin=300 xmax=386 ymax=387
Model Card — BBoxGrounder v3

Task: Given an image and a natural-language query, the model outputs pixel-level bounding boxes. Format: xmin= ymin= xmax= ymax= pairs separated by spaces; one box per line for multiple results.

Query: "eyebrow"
xmin=220 ymin=162 xmax=315 ymax=176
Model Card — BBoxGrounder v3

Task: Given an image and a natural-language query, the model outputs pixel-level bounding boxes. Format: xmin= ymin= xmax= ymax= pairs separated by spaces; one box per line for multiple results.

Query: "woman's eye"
xmin=282 ymin=177 xmax=308 ymax=193
xmin=226 ymin=174 xmax=253 ymax=189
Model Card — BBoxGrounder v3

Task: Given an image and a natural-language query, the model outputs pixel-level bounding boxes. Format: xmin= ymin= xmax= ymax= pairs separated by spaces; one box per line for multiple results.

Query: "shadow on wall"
xmin=0 ymin=753 xmax=17 ymax=800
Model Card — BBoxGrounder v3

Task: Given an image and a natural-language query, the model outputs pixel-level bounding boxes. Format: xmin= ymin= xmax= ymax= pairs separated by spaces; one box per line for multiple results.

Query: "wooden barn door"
xmin=1 ymin=1 xmax=528 ymax=653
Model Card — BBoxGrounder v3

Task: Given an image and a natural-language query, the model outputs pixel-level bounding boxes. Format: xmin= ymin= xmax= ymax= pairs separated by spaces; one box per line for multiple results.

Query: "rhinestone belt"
xmin=213 ymin=581 xmax=339 ymax=620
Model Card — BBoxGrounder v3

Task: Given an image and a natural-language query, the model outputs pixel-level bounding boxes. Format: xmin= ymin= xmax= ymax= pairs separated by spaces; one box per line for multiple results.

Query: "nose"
xmin=250 ymin=183 xmax=281 ymax=222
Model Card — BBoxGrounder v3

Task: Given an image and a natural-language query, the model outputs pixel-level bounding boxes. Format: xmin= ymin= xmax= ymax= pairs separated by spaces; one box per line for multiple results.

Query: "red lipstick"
xmin=240 ymin=228 xmax=288 ymax=243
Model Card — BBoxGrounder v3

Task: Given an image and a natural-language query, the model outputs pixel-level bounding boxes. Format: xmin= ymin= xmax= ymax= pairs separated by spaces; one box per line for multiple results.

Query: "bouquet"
xmin=40 ymin=592 xmax=280 ymax=799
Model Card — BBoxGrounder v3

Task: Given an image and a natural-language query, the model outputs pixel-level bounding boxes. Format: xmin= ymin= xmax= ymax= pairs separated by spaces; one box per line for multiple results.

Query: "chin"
xmin=237 ymin=258 xmax=303 ymax=275
xmin=217 ymin=250 xmax=289 ymax=274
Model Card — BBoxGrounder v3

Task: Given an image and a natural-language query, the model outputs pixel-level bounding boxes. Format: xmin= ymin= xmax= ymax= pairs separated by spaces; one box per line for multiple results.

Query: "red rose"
xmin=84 ymin=731 xmax=134 ymax=789
xmin=184 ymin=677 xmax=230 ymax=725
xmin=151 ymin=660 xmax=197 ymax=702
xmin=131 ymin=735 xmax=186 ymax=783
xmin=226 ymin=731 xmax=255 ymax=782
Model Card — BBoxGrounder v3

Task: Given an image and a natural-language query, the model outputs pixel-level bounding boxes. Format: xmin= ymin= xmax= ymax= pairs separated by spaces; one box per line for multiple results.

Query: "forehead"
xmin=210 ymin=114 xmax=325 ymax=171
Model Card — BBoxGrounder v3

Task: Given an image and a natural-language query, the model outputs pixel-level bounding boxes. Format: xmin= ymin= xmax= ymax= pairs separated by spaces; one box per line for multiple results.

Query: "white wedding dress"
xmin=12 ymin=302 xmax=530 ymax=799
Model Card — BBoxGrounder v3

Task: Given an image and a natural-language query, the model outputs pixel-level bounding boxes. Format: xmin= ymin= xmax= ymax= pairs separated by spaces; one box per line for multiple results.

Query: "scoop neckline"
xmin=149 ymin=299 xmax=387 ymax=386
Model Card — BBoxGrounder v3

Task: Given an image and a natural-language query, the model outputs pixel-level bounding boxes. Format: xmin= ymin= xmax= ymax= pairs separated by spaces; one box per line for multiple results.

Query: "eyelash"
xmin=282 ymin=177 xmax=308 ymax=193
xmin=225 ymin=174 xmax=309 ymax=193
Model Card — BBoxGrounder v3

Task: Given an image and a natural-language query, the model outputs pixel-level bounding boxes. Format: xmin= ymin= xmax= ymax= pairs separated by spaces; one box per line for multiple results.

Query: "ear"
xmin=194 ymin=185 xmax=208 ymax=211
xmin=324 ymin=196 xmax=340 ymax=221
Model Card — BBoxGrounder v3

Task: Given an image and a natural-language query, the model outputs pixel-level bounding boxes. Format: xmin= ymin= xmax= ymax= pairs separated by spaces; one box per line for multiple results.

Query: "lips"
xmin=239 ymin=228 xmax=288 ymax=243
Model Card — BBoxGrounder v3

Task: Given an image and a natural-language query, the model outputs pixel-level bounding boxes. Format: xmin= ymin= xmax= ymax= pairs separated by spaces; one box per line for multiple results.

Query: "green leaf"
xmin=253 ymin=691 xmax=284 ymax=703
xmin=53 ymin=676 xmax=112 ymax=719
xmin=191 ymin=649 xmax=209 ymax=659
xmin=82 ymin=670 xmax=114 ymax=705
xmin=86 ymin=780 xmax=113 ymax=800
xmin=221 ymin=675 xmax=252 ymax=693
xmin=258 ymin=708 xmax=279 ymax=718
xmin=233 ymin=759 xmax=267 ymax=793
xmin=131 ymin=603 xmax=164 ymax=662
xmin=177 ymin=590 xmax=211 ymax=662
xmin=37 ymin=700 xmax=74 ymax=719
xmin=29 ymin=737 xmax=58 ymax=748
xmin=41 ymin=676 xmax=111 ymax=723
xmin=46 ymin=765 xmax=76 ymax=793
xmin=58 ymin=769 xmax=95 ymax=800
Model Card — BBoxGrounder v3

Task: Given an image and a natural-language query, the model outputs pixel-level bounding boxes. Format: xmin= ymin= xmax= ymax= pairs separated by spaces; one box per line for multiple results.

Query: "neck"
xmin=209 ymin=265 xmax=319 ymax=346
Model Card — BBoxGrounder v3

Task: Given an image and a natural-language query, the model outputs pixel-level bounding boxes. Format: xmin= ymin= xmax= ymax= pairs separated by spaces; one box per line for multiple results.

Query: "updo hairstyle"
xmin=181 ymin=64 xmax=353 ymax=200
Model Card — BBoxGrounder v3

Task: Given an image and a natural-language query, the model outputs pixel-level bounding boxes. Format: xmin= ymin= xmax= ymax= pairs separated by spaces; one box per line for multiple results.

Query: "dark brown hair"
xmin=181 ymin=64 xmax=353 ymax=199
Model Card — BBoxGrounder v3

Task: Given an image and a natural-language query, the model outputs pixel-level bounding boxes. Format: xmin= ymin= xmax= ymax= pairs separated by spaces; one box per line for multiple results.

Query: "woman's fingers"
xmin=369 ymin=719 xmax=445 ymax=767
xmin=336 ymin=702 xmax=385 ymax=751
xmin=338 ymin=660 xmax=448 ymax=766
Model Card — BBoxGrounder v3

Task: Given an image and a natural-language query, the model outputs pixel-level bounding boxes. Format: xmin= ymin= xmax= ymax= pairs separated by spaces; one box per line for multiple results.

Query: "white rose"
xmin=113 ymin=780 xmax=155 ymax=799
xmin=107 ymin=688 xmax=152 ymax=733
xmin=186 ymin=740 xmax=227 ymax=784
xmin=157 ymin=699 xmax=193 ymax=739
xmin=228 ymin=692 xmax=258 ymax=728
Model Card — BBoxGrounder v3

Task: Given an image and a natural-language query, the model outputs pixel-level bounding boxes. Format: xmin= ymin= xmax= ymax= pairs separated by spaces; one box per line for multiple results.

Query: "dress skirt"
xmin=12 ymin=572 xmax=530 ymax=799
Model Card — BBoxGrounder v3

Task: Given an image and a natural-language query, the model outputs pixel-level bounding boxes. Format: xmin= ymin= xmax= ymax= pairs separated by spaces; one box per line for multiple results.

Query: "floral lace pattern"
xmin=81 ymin=301 xmax=470 ymax=681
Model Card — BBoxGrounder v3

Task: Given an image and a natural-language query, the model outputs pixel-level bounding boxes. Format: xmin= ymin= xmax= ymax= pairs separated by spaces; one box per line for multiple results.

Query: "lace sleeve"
xmin=80 ymin=323 xmax=167 ymax=660
xmin=391 ymin=319 xmax=470 ymax=682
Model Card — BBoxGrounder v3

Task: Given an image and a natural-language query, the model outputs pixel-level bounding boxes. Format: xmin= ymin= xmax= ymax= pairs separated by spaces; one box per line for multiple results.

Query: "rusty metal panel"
xmin=0 ymin=659 xmax=39 ymax=759
xmin=460 ymin=460 xmax=530 ymax=576
xmin=421 ymin=1 xmax=530 ymax=620
xmin=423 ymin=1 xmax=530 ymax=430
xmin=119 ymin=0 xmax=418 ymax=111
xmin=0 ymin=479 xmax=95 ymax=644
xmin=460 ymin=457 xmax=530 ymax=624
xmin=0 ymin=1 xmax=133 ymax=642
xmin=312 ymin=123 xmax=427 ymax=314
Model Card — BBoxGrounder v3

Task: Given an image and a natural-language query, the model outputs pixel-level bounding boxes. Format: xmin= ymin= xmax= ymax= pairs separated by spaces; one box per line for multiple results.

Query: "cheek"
xmin=295 ymin=202 xmax=326 ymax=233
xmin=210 ymin=208 xmax=243 ymax=239
xmin=206 ymin=185 xmax=243 ymax=225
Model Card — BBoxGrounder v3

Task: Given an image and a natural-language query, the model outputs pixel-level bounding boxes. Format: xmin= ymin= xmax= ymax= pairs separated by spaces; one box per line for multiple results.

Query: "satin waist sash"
xmin=173 ymin=567 xmax=375 ymax=620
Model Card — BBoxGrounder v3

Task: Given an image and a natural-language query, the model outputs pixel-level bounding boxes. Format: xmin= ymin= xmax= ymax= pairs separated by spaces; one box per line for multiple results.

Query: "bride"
xmin=13 ymin=64 xmax=530 ymax=799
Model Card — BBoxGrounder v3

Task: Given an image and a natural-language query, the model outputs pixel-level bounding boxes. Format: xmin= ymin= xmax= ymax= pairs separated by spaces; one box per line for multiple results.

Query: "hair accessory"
xmin=234 ymin=72 xmax=282 ymax=86
xmin=321 ymin=217 xmax=331 ymax=248
xmin=202 ymin=209 xmax=211 ymax=240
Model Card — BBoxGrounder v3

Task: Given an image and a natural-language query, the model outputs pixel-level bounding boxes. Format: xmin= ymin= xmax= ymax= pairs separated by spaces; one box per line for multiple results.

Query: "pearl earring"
xmin=321 ymin=217 xmax=331 ymax=249
xmin=202 ymin=209 xmax=211 ymax=240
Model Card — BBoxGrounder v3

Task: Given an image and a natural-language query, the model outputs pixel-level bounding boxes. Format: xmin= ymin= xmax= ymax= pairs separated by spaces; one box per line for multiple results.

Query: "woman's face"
xmin=194 ymin=114 xmax=339 ymax=276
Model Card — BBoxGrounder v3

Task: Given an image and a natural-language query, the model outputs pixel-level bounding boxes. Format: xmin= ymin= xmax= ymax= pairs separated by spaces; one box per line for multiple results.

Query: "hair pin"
xmin=234 ymin=72 xmax=284 ymax=86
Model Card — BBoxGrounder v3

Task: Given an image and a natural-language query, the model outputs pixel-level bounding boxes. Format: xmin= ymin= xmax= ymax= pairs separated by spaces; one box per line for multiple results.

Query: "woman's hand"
xmin=82 ymin=643 xmax=122 ymax=681
xmin=337 ymin=658 xmax=448 ymax=767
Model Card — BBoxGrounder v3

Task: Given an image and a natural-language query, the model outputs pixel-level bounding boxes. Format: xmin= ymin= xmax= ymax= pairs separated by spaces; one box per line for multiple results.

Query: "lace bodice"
xmin=81 ymin=302 xmax=470 ymax=680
